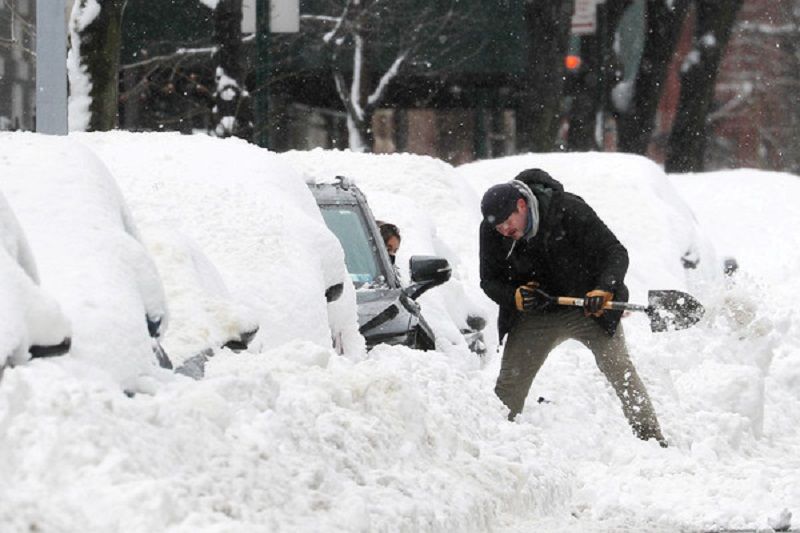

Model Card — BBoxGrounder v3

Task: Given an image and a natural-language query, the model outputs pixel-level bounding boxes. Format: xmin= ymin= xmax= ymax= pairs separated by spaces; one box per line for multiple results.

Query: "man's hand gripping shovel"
xmin=554 ymin=290 xmax=705 ymax=333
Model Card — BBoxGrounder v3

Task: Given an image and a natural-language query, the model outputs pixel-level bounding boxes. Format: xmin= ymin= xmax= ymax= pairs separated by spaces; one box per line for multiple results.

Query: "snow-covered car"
xmin=0 ymin=190 xmax=71 ymax=370
xmin=0 ymin=133 xmax=171 ymax=389
xmin=309 ymin=177 xmax=455 ymax=350
xmin=279 ymin=149 xmax=492 ymax=356
xmin=141 ymin=228 xmax=260 ymax=379
xmin=77 ymin=132 xmax=364 ymax=359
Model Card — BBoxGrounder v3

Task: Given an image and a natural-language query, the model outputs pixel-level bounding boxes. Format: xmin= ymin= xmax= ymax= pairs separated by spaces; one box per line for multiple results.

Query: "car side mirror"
xmin=466 ymin=314 xmax=486 ymax=332
xmin=404 ymin=255 xmax=451 ymax=300
xmin=325 ymin=282 xmax=344 ymax=302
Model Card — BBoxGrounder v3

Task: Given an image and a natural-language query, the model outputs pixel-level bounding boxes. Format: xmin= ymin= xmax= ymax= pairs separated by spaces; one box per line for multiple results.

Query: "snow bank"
xmin=0 ymin=342 xmax=572 ymax=532
xmin=671 ymin=167 xmax=800 ymax=450
xmin=671 ymin=168 xmax=800 ymax=281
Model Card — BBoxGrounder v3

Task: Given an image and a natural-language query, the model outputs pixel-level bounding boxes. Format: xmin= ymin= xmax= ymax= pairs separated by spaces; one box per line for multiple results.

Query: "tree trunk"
xmin=516 ymin=0 xmax=572 ymax=153
xmin=352 ymin=31 xmax=374 ymax=152
xmin=346 ymin=108 xmax=374 ymax=153
xmin=213 ymin=0 xmax=252 ymax=139
xmin=566 ymin=32 xmax=599 ymax=151
xmin=71 ymin=0 xmax=126 ymax=131
xmin=331 ymin=24 xmax=376 ymax=153
xmin=665 ymin=0 xmax=744 ymax=173
xmin=616 ymin=0 xmax=691 ymax=154
xmin=782 ymin=5 xmax=800 ymax=173
xmin=567 ymin=0 xmax=631 ymax=151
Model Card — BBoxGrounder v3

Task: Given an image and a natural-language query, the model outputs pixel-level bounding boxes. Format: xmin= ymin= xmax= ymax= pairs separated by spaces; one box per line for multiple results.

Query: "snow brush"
xmin=556 ymin=289 xmax=705 ymax=333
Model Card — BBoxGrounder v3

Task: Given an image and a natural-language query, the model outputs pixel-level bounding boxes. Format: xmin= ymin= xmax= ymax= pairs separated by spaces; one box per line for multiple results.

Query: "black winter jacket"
xmin=479 ymin=169 xmax=629 ymax=341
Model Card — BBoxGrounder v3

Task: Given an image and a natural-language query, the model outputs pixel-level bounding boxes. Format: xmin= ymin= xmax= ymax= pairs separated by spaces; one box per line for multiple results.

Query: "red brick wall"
xmin=713 ymin=0 xmax=797 ymax=170
xmin=651 ymin=0 xmax=798 ymax=171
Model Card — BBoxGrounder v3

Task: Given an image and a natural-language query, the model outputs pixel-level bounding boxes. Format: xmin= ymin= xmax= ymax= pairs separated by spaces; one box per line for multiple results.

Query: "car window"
xmin=319 ymin=206 xmax=384 ymax=288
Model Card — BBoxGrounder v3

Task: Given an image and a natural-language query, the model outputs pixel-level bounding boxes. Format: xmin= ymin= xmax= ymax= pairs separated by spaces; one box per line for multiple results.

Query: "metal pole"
xmin=595 ymin=1 xmax=607 ymax=150
xmin=254 ymin=0 xmax=270 ymax=148
xmin=35 ymin=0 xmax=68 ymax=134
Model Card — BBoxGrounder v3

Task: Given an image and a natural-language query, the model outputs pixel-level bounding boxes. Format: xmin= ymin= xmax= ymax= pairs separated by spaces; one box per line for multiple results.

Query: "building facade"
xmin=711 ymin=0 xmax=800 ymax=172
xmin=0 ymin=0 xmax=36 ymax=131
xmin=651 ymin=0 xmax=800 ymax=172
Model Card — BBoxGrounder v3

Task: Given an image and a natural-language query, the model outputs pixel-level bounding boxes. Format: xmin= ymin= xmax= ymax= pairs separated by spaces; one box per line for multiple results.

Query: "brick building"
xmin=711 ymin=0 xmax=799 ymax=172
xmin=652 ymin=0 xmax=800 ymax=172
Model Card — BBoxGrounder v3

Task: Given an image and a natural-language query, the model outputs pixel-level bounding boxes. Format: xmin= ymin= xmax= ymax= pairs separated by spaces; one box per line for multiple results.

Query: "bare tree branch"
xmin=304 ymin=0 xmax=480 ymax=151
xmin=367 ymin=49 xmax=408 ymax=108
xmin=121 ymin=45 xmax=218 ymax=70
xmin=737 ymin=21 xmax=798 ymax=35
xmin=707 ymin=84 xmax=753 ymax=123
xmin=322 ymin=0 xmax=354 ymax=45
xmin=333 ymin=68 xmax=360 ymax=122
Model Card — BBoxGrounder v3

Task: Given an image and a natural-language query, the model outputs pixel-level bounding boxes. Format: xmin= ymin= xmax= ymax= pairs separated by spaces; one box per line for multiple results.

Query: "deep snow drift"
xmin=1 ymin=133 xmax=799 ymax=532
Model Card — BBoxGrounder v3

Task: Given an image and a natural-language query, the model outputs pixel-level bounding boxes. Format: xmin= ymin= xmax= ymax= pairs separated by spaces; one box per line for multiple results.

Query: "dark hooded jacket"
xmin=479 ymin=169 xmax=629 ymax=341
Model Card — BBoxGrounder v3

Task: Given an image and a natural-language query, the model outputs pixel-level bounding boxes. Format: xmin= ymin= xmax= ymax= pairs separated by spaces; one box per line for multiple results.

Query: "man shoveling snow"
xmin=479 ymin=168 xmax=667 ymax=447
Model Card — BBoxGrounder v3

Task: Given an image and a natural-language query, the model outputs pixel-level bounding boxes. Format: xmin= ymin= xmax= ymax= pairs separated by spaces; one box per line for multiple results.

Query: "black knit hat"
xmin=481 ymin=183 xmax=522 ymax=225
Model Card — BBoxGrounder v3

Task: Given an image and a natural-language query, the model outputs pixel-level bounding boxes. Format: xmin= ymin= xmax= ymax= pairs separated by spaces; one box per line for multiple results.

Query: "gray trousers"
xmin=496 ymin=308 xmax=666 ymax=444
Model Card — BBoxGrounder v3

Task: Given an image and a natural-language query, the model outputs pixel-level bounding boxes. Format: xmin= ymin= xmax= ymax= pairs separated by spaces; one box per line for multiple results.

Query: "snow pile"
xmin=672 ymin=168 xmax=800 ymax=282
xmin=0 ymin=342 xmax=575 ymax=532
xmin=672 ymin=167 xmax=800 ymax=452
xmin=76 ymin=132 xmax=364 ymax=359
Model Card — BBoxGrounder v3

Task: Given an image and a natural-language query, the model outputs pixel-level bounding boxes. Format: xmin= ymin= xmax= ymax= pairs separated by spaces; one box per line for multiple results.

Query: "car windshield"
xmin=319 ymin=206 xmax=385 ymax=288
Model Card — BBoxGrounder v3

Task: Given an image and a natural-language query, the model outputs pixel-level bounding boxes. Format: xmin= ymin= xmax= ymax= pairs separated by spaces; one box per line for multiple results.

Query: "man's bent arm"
xmin=479 ymin=224 xmax=518 ymax=307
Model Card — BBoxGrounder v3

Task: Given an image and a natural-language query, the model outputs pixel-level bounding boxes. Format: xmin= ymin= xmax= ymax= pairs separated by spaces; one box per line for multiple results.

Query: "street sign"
xmin=244 ymin=0 xmax=299 ymax=34
xmin=572 ymin=0 xmax=599 ymax=35
xmin=271 ymin=0 xmax=299 ymax=33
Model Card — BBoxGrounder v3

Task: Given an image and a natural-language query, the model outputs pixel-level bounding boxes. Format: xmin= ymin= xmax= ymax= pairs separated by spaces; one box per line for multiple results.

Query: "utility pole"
xmin=254 ymin=0 xmax=271 ymax=148
xmin=595 ymin=0 xmax=607 ymax=150
xmin=253 ymin=0 xmax=299 ymax=149
xmin=35 ymin=0 xmax=68 ymax=135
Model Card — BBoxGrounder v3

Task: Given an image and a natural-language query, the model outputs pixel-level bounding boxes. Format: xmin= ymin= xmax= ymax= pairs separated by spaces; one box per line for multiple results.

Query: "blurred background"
xmin=1 ymin=0 xmax=798 ymax=174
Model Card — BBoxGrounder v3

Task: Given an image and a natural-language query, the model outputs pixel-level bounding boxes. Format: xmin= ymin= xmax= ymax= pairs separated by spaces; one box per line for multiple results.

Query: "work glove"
xmin=515 ymin=282 xmax=552 ymax=312
xmin=584 ymin=289 xmax=613 ymax=317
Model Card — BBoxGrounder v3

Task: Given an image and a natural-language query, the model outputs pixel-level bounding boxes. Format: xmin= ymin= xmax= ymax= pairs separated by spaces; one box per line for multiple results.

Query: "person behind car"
xmin=377 ymin=221 xmax=401 ymax=265
xmin=479 ymin=168 xmax=667 ymax=447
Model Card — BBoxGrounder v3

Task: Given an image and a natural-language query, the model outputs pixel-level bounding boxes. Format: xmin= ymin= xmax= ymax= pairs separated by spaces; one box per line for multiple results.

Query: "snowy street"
xmin=1 ymin=132 xmax=799 ymax=532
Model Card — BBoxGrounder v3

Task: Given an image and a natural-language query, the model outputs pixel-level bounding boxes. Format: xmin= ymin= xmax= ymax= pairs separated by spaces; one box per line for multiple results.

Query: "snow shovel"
xmin=556 ymin=290 xmax=705 ymax=332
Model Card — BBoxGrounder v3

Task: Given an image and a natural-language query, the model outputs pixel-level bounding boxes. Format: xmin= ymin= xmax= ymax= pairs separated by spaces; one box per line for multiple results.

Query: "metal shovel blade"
xmin=645 ymin=290 xmax=705 ymax=332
